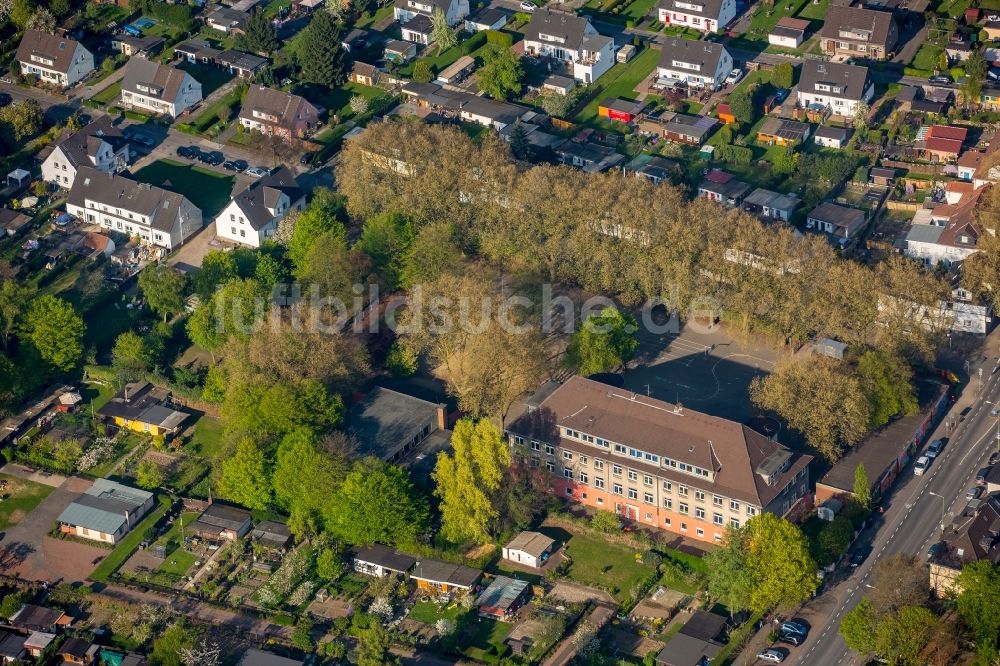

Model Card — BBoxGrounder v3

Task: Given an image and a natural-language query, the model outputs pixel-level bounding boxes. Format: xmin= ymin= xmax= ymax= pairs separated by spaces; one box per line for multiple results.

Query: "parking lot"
xmin=624 ymin=321 xmax=780 ymax=424
xmin=0 ymin=476 xmax=109 ymax=582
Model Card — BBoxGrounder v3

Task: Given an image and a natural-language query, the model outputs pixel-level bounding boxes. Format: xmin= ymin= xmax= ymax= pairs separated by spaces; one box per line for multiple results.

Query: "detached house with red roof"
xmin=505 ymin=376 xmax=813 ymax=543
xmin=904 ymin=185 xmax=984 ymax=267
xmin=921 ymin=124 xmax=968 ymax=162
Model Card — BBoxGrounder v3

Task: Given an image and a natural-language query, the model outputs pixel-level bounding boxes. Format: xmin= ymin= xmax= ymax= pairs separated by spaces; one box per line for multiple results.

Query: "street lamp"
xmin=929 ymin=491 xmax=947 ymax=533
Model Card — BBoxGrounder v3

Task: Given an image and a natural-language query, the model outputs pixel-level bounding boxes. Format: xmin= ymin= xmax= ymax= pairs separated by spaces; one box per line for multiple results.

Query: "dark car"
xmin=0 ymin=92 xmax=11 ymax=107
xmin=223 ymin=159 xmax=248 ymax=171
xmin=200 ymin=150 xmax=224 ymax=166
xmin=976 ymin=467 xmax=992 ymax=485
xmin=927 ymin=542 xmax=943 ymax=560
xmin=300 ymin=151 xmax=315 ymax=165
xmin=777 ymin=632 xmax=803 ymax=647
xmin=929 ymin=74 xmax=953 ymax=85
xmin=127 ymin=131 xmax=155 ymax=148
xmin=76 ymin=113 xmax=91 ymax=126
xmin=850 ymin=546 xmax=872 ymax=568
xmin=177 ymin=145 xmax=201 ymax=159
xmin=990 ymin=451 xmax=1000 ymax=466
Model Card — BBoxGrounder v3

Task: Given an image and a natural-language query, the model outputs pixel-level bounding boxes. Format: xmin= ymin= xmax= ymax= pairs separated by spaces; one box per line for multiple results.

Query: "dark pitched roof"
xmin=251 ymin=520 xmax=292 ymax=545
xmin=216 ymin=49 xmax=267 ymax=72
xmin=354 ymin=543 xmax=417 ymax=572
xmin=228 ymin=166 xmax=303 ymax=231
xmin=814 ymin=125 xmax=851 ymax=140
xmin=52 ymin=115 xmax=127 ymax=169
xmin=0 ymin=208 xmax=31 ymax=234
xmin=121 ymin=57 xmax=194 ymax=103
xmin=10 ymin=605 xmax=66 ymax=630
xmin=411 ymin=558 xmax=482 ymax=587
xmin=403 ymin=12 xmax=434 ymax=34
xmin=507 ymin=376 xmax=812 ymax=507
xmin=113 ymin=34 xmax=165 ymax=53
xmin=58 ymin=637 xmax=94 ymax=659
xmin=657 ymin=0 xmax=726 ymax=20
xmin=467 ymin=7 xmax=507 ymax=25
xmin=238 ymin=649 xmax=303 ymax=666
xmin=658 ymin=37 xmax=728 ymax=75
xmin=197 ymin=503 xmax=251 ymax=531
xmin=97 ymin=381 xmax=187 ymax=426
xmin=757 ymin=117 xmax=810 ymax=140
xmin=799 ymin=60 xmax=871 ymax=102
xmin=939 ymin=494 xmax=1000 ymax=568
xmin=819 ymin=5 xmax=894 ymax=46
xmin=346 ymin=386 xmax=440 ymax=460
xmin=0 ymin=633 xmax=25 ymax=660
xmin=16 ymin=29 xmax=88 ymax=73
xmin=807 ymin=201 xmax=865 ymax=229
xmin=524 ymin=9 xmax=593 ymax=51
xmin=679 ymin=611 xmax=727 ymax=642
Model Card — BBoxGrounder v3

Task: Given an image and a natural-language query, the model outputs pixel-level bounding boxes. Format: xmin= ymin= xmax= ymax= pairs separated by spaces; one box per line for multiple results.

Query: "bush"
xmin=591 ymin=510 xmax=621 ymax=533
xmin=717 ymin=144 xmax=753 ymax=164
xmin=485 ymin=29 xmax=513 ymax=48
xmin=462 ymin=30 xmax=488 ymax=54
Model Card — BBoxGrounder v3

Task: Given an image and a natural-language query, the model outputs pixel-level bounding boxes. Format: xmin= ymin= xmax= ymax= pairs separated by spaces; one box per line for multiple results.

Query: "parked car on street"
xmin=0 ymin=92 xmax=11 ymax=108
xmin=914 ymin=456 xmax=930 ymax=475
xmin=990 ymin=451 xmax=1000 ymax=466
xmin=929 ymin=74 xmax=953 ymax=84
xmin=757 ymin=648 xmax=787 ymax=663
xmin=967 ymin=487 xmax=984 ymax=500
xmin=223 ymin=159 xmax=248 ymax=171
xmin=726 ymin=68 xmax=744 ymax=85
xmin=976 ymin=467 xmax=991 ymax=484
xmin=780 ymin=621 xmax=809 ymax=637
xmin=127 ymin=131 xmax=155 ymax=148
xmin=850 ymin=545 xmax=872 ymax=568
xmin=519 ymin=0 xmax=536 ymax=10
xmin=245 ymin=166 xmax=269 ymax=177
xmin=778 ymin=633 xmax=803 ymax=646
xmin=926 ymin=439 xmax=944 ymax=458
xmin=300 ymin=152 xmax=315 ymax=165
xmin=200 ymin=151 xmax=224 ymax=166
xmin=177 ymin=145 xmax=201 ymax=159
xmin=927 ymin=542 xmax=943 ymax=560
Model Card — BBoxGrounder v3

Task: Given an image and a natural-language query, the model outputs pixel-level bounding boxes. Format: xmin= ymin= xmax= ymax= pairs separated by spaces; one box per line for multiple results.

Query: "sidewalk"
xmin=78 ymin=67 xmax=126 ymax=102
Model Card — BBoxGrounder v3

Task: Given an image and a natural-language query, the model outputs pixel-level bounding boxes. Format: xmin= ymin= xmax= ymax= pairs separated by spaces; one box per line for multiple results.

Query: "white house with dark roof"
xmin=393 ymin=0 xmax=469 ymax=26
xmin=806 ymin=201 xmax=867 ymax=239
xmin=238 ymin=85 xmax=322 ymax=141
xmin=66 ymin=167 xmax=203 ymax=249
xmin=656 ymin=37 xmax=732 ymax=90
xmin=215 ymin=167 xmax=305 ymax=247
xmin=657 ymin=0 xmax=736 ymax=33
xmin=56 ymin=479 xmax=155 ymax=545
xmin=796 ymin=60 xmax=874 ymax=117
xmin=522 ymin=9 xmax=615 ymax=83
xmin=120 ymin=57 xmax=202 ymax=118
xmin=42 ymin=116 xmax=129 ymax=189
xmin=15 ymin=29 xmax=94 ymax=87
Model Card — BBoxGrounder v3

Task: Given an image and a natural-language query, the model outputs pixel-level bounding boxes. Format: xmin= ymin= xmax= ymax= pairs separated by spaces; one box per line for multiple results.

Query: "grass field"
xmin=408 ymin=601 xmax=469 ymax=624
xmin=544 ymin=528 xmax=654 ymax=603
xmin=461 ymin=618 xmax=514 ymax=664
xmin=623 ymin=0 xmax=658 ymax=19
xmin=90 ymin=495 xmax=172 ymax=582
xmin=795 ymin=0 xmax=829 ymax=21
xmin=132 ymin=159 xmax=235 ymax=219
xmin=744 ymin=0 xmax=809 ymax=40
xmin=0 ymin=474 xmax=55 ymax=530
xmin=308 ymin=82 xmax=385 ymax=121
xmin=911 ymin=43 xmax=943 ymax=71
xmin=91 ymin=82 xmax=122 ymax=106
xmin=191 ymin=416 xmax=226 ymax=460
xmin=573 ymin=46 xmax=659 ymax=126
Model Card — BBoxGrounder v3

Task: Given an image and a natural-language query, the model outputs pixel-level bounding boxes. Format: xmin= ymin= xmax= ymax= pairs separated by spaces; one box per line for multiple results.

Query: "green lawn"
xmin=624 ymin=0 xmax=658 ymax=19
xmin=744 ymin=0 xmax=809 ymax=40
xmin=573 ymin=46 xmax=659 ymax=126
xmin=91 ymin=82 xmax=121 ymax=106
xmin=191 ymin=416 xmax=226 ymax=460
xmin=158 ymin=548 xmax=197 ymax=577
xmin=795 ymin=0 xmax=829 ymax=21
xmin=0 ymin=474 xmax=54 ymax=530
xmin=354 ymin=4 xmax=394 ymax=28
xmin=911 ymin=43 xmax=943 ymax=71
xmin=82 ymin=380 xmax=117 ymax=411
xmin=305 ymin=82 xmax=385 ymax=122
xmin=90 ymin=495 xmax=172 ymax=582
xmin=264 ymin=0 xmax=293 ymax=17
xmin=176 ymin=62 xmax=234 ymax=98
xmin=458 ymin=617 xmax=514 ymax=664
xmin=544 ymin=528 xmax=655 ymax=603
xmin=409 ymin=601 xmax=469 ymax=624
xmin=132 ymin=159 xmax=235 ymax=219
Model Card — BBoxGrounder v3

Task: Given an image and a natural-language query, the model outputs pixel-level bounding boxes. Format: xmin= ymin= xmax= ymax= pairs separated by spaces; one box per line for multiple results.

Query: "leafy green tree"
xmin=857 ymin=350 xmax=917 ymax=428
xmin=25 ymin=295 xmax=84 ymax=372
xmin=223 ymin=379 xmax=344 ymax=446
xmin=136 ymin=460 xmax=164 ymax=489
xmin=433 ymin=418 xmax=511 ymax=544
xmin=412 ymin=60 xmax=433 ymax=83
xmin=399 ymin=221 xmax=464 ymax=289
xmin=235 ymin=8 xmax=279 ymax=54
xmin=744 ymin=513 xmax=818 ymax=613
xmin=291 ymin=618 xmax=314 ymax=651
xmin=815 ymin=515 xmax=854 ymax=566
xmin=0 ymin=590 xmax=29 ymax=620
xmin=385 ymin=340 xmax=418 ymax=377
xmin=139 ymin=264 xmax=187 ymax=322
xmin=186 ymin=300 xmax=225 ymax=363
xmin=326 ymin=457 xmax=429 ymax=547
xmin=853 ymin=463 xmax=872 ymax=511
xmin=219 ymin=438 xmax=272 ymax=510
xmin=253 ymin=252 xmax=288 ymax=288
xmin=356 ymin=621 xmax=400 ymax=666
xmin=727 ymin=89 xmax=754 ymax=125
xmin=0 ymin=99 xmax=43 ymax=143
xmin=0 ymin=280 xmax=32 ymax=351
xmin=565 ymin=306 xmax=639 ymax=375
xmin=10 ymin=0 xmax=34 ymax=28
xmin=840 ymin=598 xmax=877 ymax=656
xmin=961 ymin=49 xmax=987 ymax=108
xmin=298 ymin=11 xmax=350 ymax=87
xmin=956 ymin=560 xmax=1000 ymax=649
xmin=288 ymin=191 xmax=347 ymax=274
xmin=705 ymin=528 xmax=753 ymax=611
xmin=591 ymin=510 xmax=621 ymax=533
xmin=874 ymin=605 xmax=937 ymax=665
xmin=112 ymin=331 xmax=152 ymax=381
xmin=149 ymin=619 xmax=196 ymax=666
xmin=316 ymin=545 xmax=346 ymax=581
xmin=772 ymin=61 xmax=794 ymax=89
xmin=192 ymin=250 xmax=237 ymax=298
xmin=357 ymin=212 xmax=414 ymax=290
xmin=509 ymin=121 xmax=530 ymax=160
xmin=430 ymin=8 xmax=456 ymax=54
xmin=477 ymin=44 xmax=524 ymax=101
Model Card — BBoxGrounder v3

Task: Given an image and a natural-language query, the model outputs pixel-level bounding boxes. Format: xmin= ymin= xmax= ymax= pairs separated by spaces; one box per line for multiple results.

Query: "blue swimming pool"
xmin=131 ymin=17 xmax=157 ymax=29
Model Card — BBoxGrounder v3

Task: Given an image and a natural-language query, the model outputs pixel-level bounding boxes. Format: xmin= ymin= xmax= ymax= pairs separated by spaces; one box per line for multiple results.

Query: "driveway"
xmin=165 ymin=222 xmax=232 ymax=273
xmin=0 ymin=476 xmax=108 ymax=582
xmin=0 ymin=463 xmax=66 ymax=488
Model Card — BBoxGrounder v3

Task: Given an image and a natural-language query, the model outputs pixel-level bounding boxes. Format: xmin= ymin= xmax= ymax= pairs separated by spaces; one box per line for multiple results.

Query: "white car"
xmin=756 ymin=649 xmax=786 ymax=664
xmin=244 ymin=166 xmax=269 ymax=178
xmin=519 ymin=0 xmax=536 ymax=10
xmin=914 ymin=455 xmax=930 ymax=475
xmin=726 ymin=68 xmax=744 ymax=85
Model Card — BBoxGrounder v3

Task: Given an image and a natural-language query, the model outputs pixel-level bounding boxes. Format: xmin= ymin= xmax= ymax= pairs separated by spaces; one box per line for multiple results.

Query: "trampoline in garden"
xmin=131 ymin=17 xmax=157 ymax=29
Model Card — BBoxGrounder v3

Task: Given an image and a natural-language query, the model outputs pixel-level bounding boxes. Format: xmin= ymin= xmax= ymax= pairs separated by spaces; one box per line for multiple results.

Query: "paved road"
xmin=786 ymin=362 xmax=1000 ymax=666
xmin=0 ymin=81 xmax=81 ymax=124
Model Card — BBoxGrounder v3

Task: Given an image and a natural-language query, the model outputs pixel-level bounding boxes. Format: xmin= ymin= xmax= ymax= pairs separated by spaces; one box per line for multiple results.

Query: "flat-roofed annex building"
xmin=506 ymin=376 xmax=813 ymax=544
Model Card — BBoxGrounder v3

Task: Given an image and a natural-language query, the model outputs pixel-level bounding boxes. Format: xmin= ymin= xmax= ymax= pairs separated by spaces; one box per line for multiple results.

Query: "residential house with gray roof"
xmin=656 ymin=38 xmax=732 ymax=90
xmin=215 ymin=166 xmax=305 ymax=247
xmin=657 ymin=0 xmax=736 ymax=34
xmin=15 ymin=29 xmax=94 ymax=87
xmin=57 ymin=479 xmax=155 ymax=545
xmin=238 ymin=85 xmax=322 ymax=141
xmin=42 ymin=116 xmax=129 ymax=189
xmin=806 ymin=201 xmax=867 ymax=240
xmin=819 ymin=5 xmax=897 ymax=60
xmin=411 ymin=558 xmax=483 ymax=593
xmin=120 ymin=57 xmax=202 ymax=118
xmin=523 ymin=9 xmax=614 ymax=83
xmin=796 ymin=60 xmax=874 ymax=117
xmin=66 ymin=167 xmax=202 ymax=250
xmin=346 ymin=386 xmax=447 ymax=464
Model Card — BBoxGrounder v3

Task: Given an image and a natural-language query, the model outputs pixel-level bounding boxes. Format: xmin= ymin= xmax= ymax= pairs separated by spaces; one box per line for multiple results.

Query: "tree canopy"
xmin=565 ymin=306 xmax=639 ymax=376
xmin=477 ymin=44 xmax=524 ymax=101
xmin=25 ymin=295 xmax=85 ymax=372
xmin=297 ymin=11 xmax=350 ymax=87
